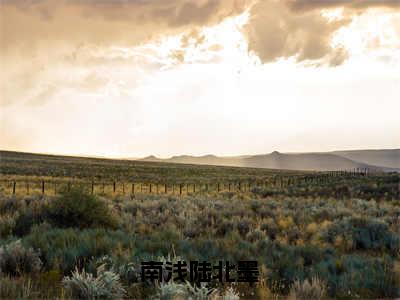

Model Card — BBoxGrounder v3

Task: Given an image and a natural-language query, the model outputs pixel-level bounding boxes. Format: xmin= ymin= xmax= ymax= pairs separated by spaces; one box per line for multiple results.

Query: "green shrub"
xmin=336 ymin=255 xmax=398 ymax=298
xmin=322 ymin=217 xmax=400 ymax=254
xmin=14 ymin=209 xmax=44 ymax=236
xmin=46 ymin=187 xmax=118 ymax=229
xmin=0 ymin=240 xmax=42 ymax=276
xmin=23 ymin=226 xmax=136 ymax=273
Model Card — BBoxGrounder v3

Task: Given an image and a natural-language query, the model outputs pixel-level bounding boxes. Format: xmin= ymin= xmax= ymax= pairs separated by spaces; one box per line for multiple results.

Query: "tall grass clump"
xmin=0 ymin=277 xmax=33 ymax=299
xmin=289 ymin=277 xmax=326 ymax=300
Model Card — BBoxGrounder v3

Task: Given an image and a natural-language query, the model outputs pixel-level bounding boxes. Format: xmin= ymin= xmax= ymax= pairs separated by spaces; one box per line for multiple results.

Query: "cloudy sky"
xmin=1 ymin=0 xmax=399 ymax=158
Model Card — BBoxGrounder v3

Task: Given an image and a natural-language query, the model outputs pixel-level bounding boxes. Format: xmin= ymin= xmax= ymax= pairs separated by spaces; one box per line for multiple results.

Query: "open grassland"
xmin=0 ymin=150 xmax=301 ymax=183
xmin=0 ymin=151 xmax=399 ymax=299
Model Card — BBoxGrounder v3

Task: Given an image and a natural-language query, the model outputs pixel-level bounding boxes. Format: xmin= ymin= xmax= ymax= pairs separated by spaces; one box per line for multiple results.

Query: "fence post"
xmin=193 ymin=183 xmax=196 ymax=193
xmin=238 ymin=182 xmax=241 ymax=192
xmin=27 ymin=182 xmax=29 ymax=195
xmin=91 ymin=181 xmax=94 ymax=194
xmin=12 ymin=181 xmax=16 ymax=195
xmin=165 ymin=184 xmax=167 ymax=194
xmin=122 ymin=183 xmax=125 ymax=194
xmin=217 ymin=183 xmax=220 ymax=192
xmin=179 ymin=184 xmax=182 ymax=196
xmin=41 ymin=180 xmax=45 ymax=194
xmin=132 ymin=183 xmax=135 ymax=195
xmin=113 ymin=181 xmax=116 ymax=193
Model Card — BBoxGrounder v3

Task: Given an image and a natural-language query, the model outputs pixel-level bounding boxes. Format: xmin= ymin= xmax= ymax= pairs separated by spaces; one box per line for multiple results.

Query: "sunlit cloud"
xmin=1 ymin=0 xmax=399 ymax=157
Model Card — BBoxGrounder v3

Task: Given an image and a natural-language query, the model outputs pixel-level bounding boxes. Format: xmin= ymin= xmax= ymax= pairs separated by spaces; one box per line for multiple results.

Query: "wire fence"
xmin=0 ymin=169 xmax=372 ymax=196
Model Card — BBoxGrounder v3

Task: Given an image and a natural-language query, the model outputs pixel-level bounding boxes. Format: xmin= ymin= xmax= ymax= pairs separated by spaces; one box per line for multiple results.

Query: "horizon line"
xmin=0 ymin=147 xmax=399 ymax=161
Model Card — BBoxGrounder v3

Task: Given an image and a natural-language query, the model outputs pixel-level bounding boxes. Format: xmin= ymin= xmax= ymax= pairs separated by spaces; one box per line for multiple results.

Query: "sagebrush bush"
xmin=46 ymin=187 xmax=118 ymax=229
xmin=221 ymin=287 xmax=240 ymax=300
xmin=0 ymin=240 xmax=42 ymax=276
xmin=156 ymin=281 xmax=188 ymax=300
xmin=186 ymin=282 xmax=216 ymax=299
xmin=0 ymin=214 xmax=15 ymax=239
xmin=63 ymin=264 xmax=126 ymax=299
xmin=0 ymin=174 xmax=399 ymax=299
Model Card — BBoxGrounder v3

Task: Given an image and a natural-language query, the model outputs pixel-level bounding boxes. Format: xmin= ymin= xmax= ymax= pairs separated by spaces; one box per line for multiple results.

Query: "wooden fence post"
xmin=12 ymin=181 xmax=16 ymax=195
xmin=113 ymin=181 xmax=116 ymax=193
xmin=26 ymin=182 xmax=29 ymax=195
xmin=122 ymin=183 xmax=125 ymax=194
xmin=179 ymin=184 xmax=182 ymax=195
xmin=42 ymin=180 xmax=45 ymax=194
xmin=132 ymin=183 xmax=135 ymax=195
xmin=165 ymin=184 xmax=167 ymax=194
xmin=217 ymin=183 xmax=220 ymax=192
xmin=193 ymin=183 xmax=196 ymax=193
xmin=91 ymin=181 xmax=94 ymax=194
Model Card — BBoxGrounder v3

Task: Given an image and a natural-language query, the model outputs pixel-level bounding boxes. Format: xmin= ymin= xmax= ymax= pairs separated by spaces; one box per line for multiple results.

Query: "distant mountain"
xmin=240 ymin=152 xmax=376 ymax=171
xmin=139 ymin=149 xmax=400 ymax=172
xmin=333 ymin=149 xmax=400 ymax=169
xmin=141 ymin=155 xmax=163 ymax=162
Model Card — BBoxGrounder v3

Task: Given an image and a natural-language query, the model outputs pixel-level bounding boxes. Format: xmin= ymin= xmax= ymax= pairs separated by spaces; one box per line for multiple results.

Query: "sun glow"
xmin=1 ymin=3 xmax=399 ymax=158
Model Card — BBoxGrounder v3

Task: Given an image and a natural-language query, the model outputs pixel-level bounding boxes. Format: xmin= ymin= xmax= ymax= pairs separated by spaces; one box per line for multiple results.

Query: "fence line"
xmin=0 ymin=168 xmax=374 ymax=196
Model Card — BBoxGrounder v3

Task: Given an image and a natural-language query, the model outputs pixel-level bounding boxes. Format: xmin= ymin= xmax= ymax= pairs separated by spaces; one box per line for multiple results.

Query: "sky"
xmin=1 ymin=0 xmax=399 ymax=158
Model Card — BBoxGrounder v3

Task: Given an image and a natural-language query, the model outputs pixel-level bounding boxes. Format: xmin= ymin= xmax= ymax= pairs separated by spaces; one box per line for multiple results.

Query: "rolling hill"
xmin=140 ymin=149 xmax=399 ymax=172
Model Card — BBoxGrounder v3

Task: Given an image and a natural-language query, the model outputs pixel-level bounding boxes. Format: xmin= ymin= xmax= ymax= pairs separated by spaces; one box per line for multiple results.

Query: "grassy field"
xmin=0 ymin=151 xmax=399 ymax=299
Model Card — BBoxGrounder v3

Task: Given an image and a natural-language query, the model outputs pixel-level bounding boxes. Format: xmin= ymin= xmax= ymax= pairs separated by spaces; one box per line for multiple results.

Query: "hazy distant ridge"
xmin=140 ymin=149 xmax=399 ymax=172
xmin=333 ymin=149 xmax=400 ymax=169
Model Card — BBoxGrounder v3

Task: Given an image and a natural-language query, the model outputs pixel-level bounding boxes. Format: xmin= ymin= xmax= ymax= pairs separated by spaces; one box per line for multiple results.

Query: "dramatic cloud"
xmin=1 ymin=0 xmax=399 ymax=156
xmin=286 ymin=0 xmax=400 ymax=11
xmin=0 ymin=0 xmax=248 ymax=54
xmin=244 ymin=0 xmax=351 ymax=65
xmin=242 ymin=0 xmax=400 ymax=64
